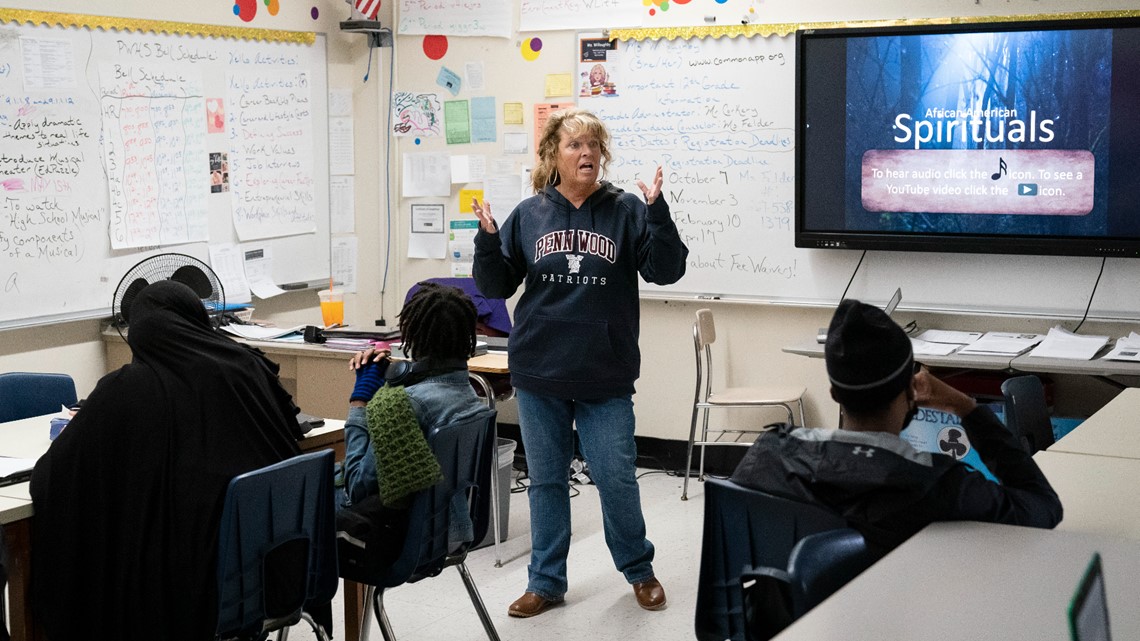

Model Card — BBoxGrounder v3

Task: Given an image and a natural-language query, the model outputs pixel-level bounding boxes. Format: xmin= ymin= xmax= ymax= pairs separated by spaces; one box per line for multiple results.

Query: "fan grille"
xmin=111 ymin=253 xmax=225 ymax=327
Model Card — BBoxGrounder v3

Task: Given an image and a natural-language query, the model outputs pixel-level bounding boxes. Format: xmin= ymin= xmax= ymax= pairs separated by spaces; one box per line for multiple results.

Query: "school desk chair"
xmin=739 ymin=528 xmax=878 ymax=640
xmin=683 ymin=309 xmax=806 ymax=500
xmin=1001 ymin=375 xmax=1056 ymax=454
xmin=0 ymin=372 xmax=77 ymax=424
xmin=341 ymin=410 xmax=501 ymax=641
xmin=214 ymin=450 xmax=339 ymax=641
xmin=696 ymin=478 xmax=846 ymax=641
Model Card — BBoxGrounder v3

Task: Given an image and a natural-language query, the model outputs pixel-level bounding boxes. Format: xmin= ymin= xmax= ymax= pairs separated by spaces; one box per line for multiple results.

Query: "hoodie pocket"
xmin=521 ymin=314 xmax=634 ymax=382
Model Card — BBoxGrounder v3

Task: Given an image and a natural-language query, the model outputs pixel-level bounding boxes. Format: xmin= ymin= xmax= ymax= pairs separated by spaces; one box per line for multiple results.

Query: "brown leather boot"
xmin=632 ymin=577 xmax=667 ymax=610
xmin=508 ymin=592 xmax=564 ymax=618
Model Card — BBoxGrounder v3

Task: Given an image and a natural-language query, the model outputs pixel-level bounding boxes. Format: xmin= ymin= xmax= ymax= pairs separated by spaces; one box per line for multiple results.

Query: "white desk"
xmin=787 ymin=336 xmax=1140 ymax=382
xmin=1048 ymin=388 xmax=1140 ymax=459
xmin=1033 ymin=450 xmax=1140 ymax=540
xmin=773 ymin=521 xmax=1140 ymax=640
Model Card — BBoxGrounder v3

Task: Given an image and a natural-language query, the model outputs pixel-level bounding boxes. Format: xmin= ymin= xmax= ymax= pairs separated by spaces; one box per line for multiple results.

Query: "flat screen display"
xmin=796 ymin=17 xmax=1140 ymax=257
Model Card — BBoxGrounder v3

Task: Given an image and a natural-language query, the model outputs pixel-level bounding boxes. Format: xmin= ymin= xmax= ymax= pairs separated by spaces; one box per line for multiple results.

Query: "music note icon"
xmin=991 ymin=157 xmax=1008 ymax=180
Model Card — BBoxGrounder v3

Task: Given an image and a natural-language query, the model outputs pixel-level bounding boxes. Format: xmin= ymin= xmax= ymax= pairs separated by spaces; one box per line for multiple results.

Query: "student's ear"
xmin=829 ymin=387 xmax=840 ymax=403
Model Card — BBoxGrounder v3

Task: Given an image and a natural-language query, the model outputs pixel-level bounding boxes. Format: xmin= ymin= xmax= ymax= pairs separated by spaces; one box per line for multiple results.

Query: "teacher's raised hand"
xmin=472 ymin=197 xmax=498 ymax=234
xmin=636 ymin=165 xmax=664 ymax=206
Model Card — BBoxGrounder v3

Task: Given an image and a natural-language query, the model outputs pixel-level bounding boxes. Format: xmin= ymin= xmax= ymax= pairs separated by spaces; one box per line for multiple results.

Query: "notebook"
xmin=1069 ymin=552 xmax=1111 ymax=641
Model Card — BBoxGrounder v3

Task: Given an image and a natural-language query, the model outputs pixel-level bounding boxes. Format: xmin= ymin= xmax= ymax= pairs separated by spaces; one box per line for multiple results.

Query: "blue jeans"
xmin=516 ymin=389 xmax=655 ymax=599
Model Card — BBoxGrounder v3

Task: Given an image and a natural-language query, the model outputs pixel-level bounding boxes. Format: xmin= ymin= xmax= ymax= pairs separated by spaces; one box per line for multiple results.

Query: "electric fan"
xmin=111 ymin=253 xmax=225 ymax=328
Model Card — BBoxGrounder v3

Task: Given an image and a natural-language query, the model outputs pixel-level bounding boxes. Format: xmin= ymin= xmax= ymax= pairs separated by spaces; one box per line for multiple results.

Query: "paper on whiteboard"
xmin=332 ymin=236 xmax=358 ymax=293
xmin=330 ymin=176 xmax=355 ymax=234
xmin=209 ymin=243 xmax=252 ymax=304
xmin=242 ymin=245 xmax=285 ymax=299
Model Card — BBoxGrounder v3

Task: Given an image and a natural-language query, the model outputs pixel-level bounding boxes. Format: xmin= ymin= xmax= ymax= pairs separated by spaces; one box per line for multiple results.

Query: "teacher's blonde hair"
xmin=531 ymin=108 xmax=612 ymax=194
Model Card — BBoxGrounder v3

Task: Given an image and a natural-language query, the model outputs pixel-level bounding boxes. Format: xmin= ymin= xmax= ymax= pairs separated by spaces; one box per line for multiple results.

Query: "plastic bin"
xmin=475 ymin=437 xmax=516 ymax=549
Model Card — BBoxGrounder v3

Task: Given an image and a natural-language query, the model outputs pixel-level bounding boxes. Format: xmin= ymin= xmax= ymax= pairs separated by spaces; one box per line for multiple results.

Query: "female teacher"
xmin=472 ymin=107 xmax=688 ymax=618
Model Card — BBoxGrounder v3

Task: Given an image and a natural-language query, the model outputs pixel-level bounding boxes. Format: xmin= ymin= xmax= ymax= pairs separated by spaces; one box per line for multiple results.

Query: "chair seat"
xmin=706 ymin=386 xmax=807 ymax=406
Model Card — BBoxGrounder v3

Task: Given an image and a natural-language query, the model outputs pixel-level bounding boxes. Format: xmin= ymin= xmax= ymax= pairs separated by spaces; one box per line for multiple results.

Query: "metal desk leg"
xmin=468 ymin=372 xmax=503 ymax=567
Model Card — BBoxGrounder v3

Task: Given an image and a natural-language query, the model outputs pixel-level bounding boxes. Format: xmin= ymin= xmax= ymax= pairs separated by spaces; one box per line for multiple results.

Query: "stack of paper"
xmin=220 ymin=324 xmax=304 ymax=341
xmin=1026 ymin=326 xmax=1109 ymax=360
xmin=1103 ymin=332 xmax=1140 ymax=362
xmin=957 ymin=332 xmax=1045 ymax=356
xmin=910 ymin=338 xmax=960 ymax=356
xmin=914 ymin=329 xmax=984 ymax=345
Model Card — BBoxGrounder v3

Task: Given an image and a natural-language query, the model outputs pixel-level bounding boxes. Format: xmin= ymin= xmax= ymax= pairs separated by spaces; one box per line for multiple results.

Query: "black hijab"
xmin=31 ymin=280 xmax=302 ymax=640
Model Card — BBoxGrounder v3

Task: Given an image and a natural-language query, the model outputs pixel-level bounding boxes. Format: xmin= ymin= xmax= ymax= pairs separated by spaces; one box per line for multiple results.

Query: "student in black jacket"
xmin=731 ymin=299 xmax=1063 ymax=553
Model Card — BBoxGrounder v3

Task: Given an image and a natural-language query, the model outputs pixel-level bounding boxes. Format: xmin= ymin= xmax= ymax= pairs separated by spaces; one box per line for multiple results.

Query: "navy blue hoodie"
xmin=473 ymin=181 xmax=688 ymax=399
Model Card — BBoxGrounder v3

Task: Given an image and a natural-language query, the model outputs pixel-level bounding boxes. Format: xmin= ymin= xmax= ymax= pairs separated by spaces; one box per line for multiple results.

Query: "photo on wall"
xmin=579 ymin=33 xmax=618 ymax=99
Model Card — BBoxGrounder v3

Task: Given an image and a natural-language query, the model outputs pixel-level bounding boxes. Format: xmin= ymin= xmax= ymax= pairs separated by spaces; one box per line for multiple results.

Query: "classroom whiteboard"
xmin=0 ymin=21 xmax=330 ymax=328
xmin=592 ymin=35 xmax=862 ymax=303
xmin=594 ymin=32 xmax=1140 ymax=318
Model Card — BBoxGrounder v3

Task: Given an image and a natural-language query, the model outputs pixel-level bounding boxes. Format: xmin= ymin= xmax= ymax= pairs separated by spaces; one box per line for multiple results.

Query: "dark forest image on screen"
xmin=843 ymin=28 xmax=1112 ymax=238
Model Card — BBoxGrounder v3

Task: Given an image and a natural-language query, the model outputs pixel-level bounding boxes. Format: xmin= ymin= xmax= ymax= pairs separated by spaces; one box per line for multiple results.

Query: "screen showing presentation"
xmin=796 ymin=17 xmax=1140 ymax=257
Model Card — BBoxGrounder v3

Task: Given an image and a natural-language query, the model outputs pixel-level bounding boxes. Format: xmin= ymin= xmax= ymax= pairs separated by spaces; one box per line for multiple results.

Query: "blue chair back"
xmin=696 ymin=478 xmax=845 ymax=641
xmin=214 ymin=450 xmax=338 ymax=639
xmin=1001 ymin=375 xmax=1055 ymax=454
xmin=786 ymin=528 xmax=876 ymax=616
xmin=370 ymin=410 xmax=497 ymax=588
xmin=0 ymin=372 xmax=77 ymax=423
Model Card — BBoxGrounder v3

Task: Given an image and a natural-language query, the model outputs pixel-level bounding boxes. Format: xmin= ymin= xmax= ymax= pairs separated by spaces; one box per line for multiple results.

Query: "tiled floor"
xmin=314 ymin=468 xmax=707 ymax=641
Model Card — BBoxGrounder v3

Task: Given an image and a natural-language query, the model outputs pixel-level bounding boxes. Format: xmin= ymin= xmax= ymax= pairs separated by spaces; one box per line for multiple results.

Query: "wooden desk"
xmin=104 ymin=330 xmax=356 ymax=421
xmin=1048 ymin=388 xmax=1140 ymax=459
xmin=773 ymin=521 xmax=1140 ymax=640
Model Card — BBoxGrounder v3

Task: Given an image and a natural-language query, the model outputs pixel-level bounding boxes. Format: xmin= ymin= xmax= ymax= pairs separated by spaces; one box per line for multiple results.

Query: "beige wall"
xmin=2 ymin=0 xmax=1138 ymax=438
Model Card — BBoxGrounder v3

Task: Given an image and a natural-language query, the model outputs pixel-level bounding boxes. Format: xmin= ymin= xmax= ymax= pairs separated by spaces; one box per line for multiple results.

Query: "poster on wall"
xmin=578 ymin=34 xmax=619 ymax=99
xmin=398 ymin=1 xmax=510 ymax=38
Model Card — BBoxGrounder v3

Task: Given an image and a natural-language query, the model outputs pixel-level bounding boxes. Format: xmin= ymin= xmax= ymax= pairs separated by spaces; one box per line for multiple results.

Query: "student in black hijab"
xmin=30 ymin=279 xmax=303 ymax=641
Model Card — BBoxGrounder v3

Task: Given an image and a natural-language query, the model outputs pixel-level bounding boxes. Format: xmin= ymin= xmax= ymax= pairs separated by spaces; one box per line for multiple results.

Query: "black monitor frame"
xmin=795 ymin=15 xmax=1140 ymax=258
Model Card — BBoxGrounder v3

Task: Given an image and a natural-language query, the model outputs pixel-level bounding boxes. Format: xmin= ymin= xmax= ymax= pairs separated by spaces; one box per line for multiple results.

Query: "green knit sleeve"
xmin=365 ymin=385 xmax=443 ymax=508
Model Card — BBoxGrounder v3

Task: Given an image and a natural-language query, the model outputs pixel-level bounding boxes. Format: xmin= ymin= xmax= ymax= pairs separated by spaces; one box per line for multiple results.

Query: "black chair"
xmin=353 ymin=411 xmax=501 ymax=641
xmin=214 ymin=450 xmax=339 ymax=641
xmin=1001 ymin=375 xmax=1055 ymax=454
xmin=739 ymin=528 xmax=878 ymax=640
xmin=696 ymin=477 xmax=846 ymax=641
xmin=0 ymin=372 xmax=77 ymax=423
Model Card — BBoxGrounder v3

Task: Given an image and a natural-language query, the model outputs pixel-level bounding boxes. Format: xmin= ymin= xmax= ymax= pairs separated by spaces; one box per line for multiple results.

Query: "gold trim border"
xmin=609 ymin=10 xmax=1140 ymax=41
xmin=0 ymin=8 xmax=315 ymax=44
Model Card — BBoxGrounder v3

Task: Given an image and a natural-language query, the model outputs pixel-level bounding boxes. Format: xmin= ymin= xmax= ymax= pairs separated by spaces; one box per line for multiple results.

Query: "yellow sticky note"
xmin=459 ymin=189 xmax=484 ymax=213
xmin=545 ymin=73 xmax=574 ymax=98
xmin=503 ymin=102 xmax=524 ymax=125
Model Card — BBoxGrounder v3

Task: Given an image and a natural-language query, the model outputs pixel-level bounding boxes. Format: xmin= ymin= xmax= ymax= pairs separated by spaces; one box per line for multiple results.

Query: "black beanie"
xmin=825 ymin=299 xmax=914 ymax=413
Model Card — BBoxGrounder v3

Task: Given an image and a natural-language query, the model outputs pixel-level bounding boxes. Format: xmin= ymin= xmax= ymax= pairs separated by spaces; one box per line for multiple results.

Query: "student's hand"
xmin=471 ymin=197 xmax=498 ymax=234
xmin=913 ymin=367 xmax=977 ymax=417
xmin=349 ymin=359 xmax=387 ymax=405
xmin=349 ymin=347 xmax=390 ymax=371
xmin=636 ymin=166 xmax=664 ymax=206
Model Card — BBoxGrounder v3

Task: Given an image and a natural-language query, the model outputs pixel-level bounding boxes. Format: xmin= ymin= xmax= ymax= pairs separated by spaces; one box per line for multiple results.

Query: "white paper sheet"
xmin=220 ymin=324 xmax=304 ymax=340
xmin=208 ymin=243 xmax=252 ymax=304
xmin=449 ymin=154 xmax=487 ymax=183
xmin=330 ymin=176 xmax=355 ymax=234
xmin=242 ymin=245 xmax=286 ymax=298
xmin=910 ymin=338 xmax=960 ymax=356
xmin=957 ymin=332 xmax=1045 ymax=356
xmin=485 ymin=174 xmax=523 ymax=226
xmin=402 ymin=152 xmax=451 ymax=197
xmin=408 ymin=230 xmax=447 ymax=259
xmin=915 ymin=329 xmax=983 ymax=345
xmin=411 ymin=203 xmax=445 ymax=233
xmin=1103 ymin=332 xmax=1140 ymax=362
xmin=331 ymin=236 xmax=358 ymax=293
xmin=465 ymin=61 xmax=485 ymax=92
xmin=1026 ymin=326 xmax=1108 ymax=360
xmin=329 ymin=116 xmax=355 ymax=175
xmin=228 ymin=70 xmax=316 ymax=240
xmin=0 ymin=456 xmax=36 ymax=480
xmin=503 ymin=132 xmax=529 ymax=154
xmin=20 ymin=37 xmax=76 ymax=90
xmin=328 ymin=88 xmax=353 ymax=118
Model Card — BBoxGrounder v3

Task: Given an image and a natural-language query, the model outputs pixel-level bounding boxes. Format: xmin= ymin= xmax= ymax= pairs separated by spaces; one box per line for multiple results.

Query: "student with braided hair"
xmin=340 ymin=281 xmax=492 ymax=508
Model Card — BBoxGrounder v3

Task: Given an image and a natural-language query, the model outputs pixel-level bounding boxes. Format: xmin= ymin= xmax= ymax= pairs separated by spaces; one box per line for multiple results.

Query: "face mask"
xmin=902 ymin=397 xmax=919 ymax=431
